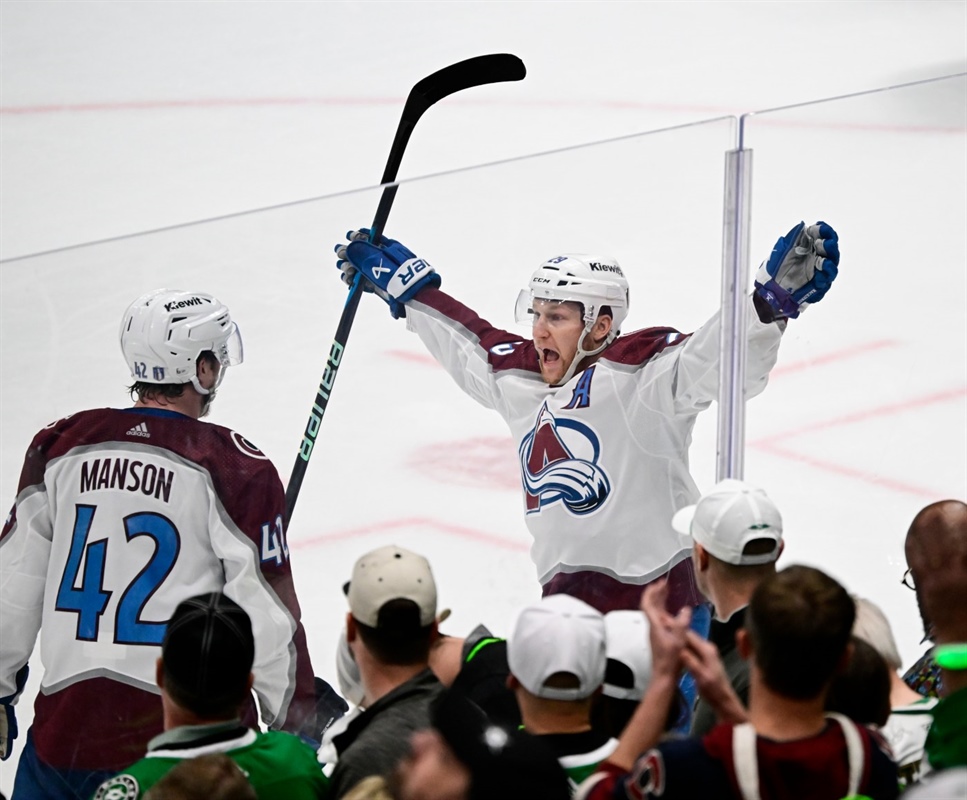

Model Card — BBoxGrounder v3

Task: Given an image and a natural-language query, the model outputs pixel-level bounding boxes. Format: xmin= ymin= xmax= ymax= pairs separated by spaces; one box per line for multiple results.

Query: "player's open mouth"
xmin=542 ymin=349 xmax=559 ymax=364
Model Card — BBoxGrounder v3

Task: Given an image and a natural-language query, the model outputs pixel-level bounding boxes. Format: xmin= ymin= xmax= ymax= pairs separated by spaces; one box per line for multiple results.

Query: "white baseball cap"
xmin=602 ymin=610 xmax=652 ymax=701
xmin=507 ymin=594 xmax=606 ymax=701
xmin=672 ymin=479 xmax=783 ymax=566
xmin=345 ymin=544 xmax=437 ymax=627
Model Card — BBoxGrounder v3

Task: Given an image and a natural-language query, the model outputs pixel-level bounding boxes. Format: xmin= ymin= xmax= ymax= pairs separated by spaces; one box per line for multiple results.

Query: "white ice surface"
xmin=1 ymin=1 xmax=966 ymax=792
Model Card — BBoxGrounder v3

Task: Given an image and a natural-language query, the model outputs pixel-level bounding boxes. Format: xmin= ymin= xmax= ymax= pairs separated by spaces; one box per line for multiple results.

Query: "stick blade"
xmin=413 ymin=53 xmax=526 ymax=106
xmin=376 ymin=52 xmax=526 ymax=201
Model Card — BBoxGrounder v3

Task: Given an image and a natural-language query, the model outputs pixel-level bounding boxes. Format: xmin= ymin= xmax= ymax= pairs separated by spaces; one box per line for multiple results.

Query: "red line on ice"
xmin=291 ymin=515 xmax=528 ymax=553
xmin=770 ymin=339 xmax=900 ymax=378
xmin=751 ymin=442 xmax=941 ymax=499
xmin=749 ymin=385 xmax=967 ymax=444
xmin=0 ymin=97 xmax=402 ymax=114
xmin=2 ymin=96 xmax=963 ymax=135
xmin=749 ymin=385 xmax=965 ymax=497
xmin=386 ymin=349 xmax=438 ymax=366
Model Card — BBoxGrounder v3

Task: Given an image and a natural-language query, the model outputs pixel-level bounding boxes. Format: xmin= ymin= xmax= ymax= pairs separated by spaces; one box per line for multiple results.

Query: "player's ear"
xmin=694 ymin=543 xmax=710 ymax=573
xmin=195 ymin=353 xmax=219 ymax=390
xmin=592 ymin=313 xmax=612 ymax=345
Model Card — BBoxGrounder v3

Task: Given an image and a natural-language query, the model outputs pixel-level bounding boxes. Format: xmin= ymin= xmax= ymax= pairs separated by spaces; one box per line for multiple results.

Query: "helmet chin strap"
xmin=554 ymin=322 xmax=612 ymax=386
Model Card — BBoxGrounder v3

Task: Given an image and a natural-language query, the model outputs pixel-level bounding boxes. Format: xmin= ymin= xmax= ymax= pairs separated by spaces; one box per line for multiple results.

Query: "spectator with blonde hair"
xmin=852 ymin=596 xmax=936 ymax=788
xmin=143 ymin=754 xmax=257 ymax=800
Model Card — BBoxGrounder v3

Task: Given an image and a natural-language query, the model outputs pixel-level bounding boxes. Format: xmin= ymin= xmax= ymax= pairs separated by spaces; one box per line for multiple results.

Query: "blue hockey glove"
xmin=0 ymin=664 xmax=28 ymax=761
xmin=754 ymin=221 xmax=839 ymax=320
xmin=335 ymin=228 xmax=441 ymax=319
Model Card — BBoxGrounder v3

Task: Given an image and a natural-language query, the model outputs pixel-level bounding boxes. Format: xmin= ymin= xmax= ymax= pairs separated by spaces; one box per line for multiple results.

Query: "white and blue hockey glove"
xmin=754 ymin=221 xmax=839 ymax=320
xmin=335 ymin=228 xmax=441 ymax=319
xmin=0 ymin=665 xmax=28 ymax=761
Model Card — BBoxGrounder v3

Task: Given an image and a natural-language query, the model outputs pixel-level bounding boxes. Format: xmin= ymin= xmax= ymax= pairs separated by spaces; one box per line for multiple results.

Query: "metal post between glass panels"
xmin=716 ymin=142 xmax=753 ymax=480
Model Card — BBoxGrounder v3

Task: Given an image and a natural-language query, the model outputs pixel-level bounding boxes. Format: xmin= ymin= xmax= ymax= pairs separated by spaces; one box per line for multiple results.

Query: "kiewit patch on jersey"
xmin=519 ymin=403 xmax=610 ymax=515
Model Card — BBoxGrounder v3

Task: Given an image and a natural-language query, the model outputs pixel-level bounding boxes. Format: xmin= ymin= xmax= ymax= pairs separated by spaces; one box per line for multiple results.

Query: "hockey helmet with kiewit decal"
xmin=515 ymin=254 xmax=630 ymax=384
xmin=119 ymin=289 xmax=243 ymax=395
xmin=515 ymin=254 xmax=630 ymax=336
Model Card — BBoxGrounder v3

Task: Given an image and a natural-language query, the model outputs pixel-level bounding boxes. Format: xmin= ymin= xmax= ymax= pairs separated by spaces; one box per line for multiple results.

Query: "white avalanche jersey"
xmin=0 ymin=407 xmax=318 ymax=771
xmin=407 ymin=288 xmax=782 ymax=586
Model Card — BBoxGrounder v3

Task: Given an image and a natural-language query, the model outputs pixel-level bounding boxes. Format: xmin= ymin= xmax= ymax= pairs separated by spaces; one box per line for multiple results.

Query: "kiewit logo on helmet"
xmin=164 ymin=297 xmax=208 ymax=312
xmin=589 ymin=262 xmax=623 ymax=275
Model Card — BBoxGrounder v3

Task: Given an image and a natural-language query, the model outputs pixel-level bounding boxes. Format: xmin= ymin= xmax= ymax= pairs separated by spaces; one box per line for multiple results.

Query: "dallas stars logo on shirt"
xmin=94 ymin=774 xmax=140 ymax=800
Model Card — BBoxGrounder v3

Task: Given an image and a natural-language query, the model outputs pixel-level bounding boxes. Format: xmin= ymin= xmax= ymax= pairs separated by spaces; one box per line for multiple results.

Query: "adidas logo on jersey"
xmin=126 ymin=422 xmax=150 ymax=438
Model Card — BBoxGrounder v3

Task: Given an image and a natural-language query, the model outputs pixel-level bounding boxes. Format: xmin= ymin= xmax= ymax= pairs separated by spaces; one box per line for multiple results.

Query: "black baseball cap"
xmin=162 ymin=592 xmax=255 ymax=715
xmin=431 ymin=689 xmax=571 ymax=800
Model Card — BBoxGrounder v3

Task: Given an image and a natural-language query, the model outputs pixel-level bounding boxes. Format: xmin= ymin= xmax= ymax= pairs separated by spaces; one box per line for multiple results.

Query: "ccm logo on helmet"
xmin=163 ymin=296 xmax=209 ymax=312
xmin=589 ymin=262 xmax=624 ymax=275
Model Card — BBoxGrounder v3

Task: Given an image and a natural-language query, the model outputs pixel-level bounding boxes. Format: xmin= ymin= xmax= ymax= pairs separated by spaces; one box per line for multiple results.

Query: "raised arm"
xmin=640 ymin=221 xmax=840 ymax=417
xmin=606 ymin=581 xmax=692 ymax=770
xmin=336 ymin=229 xmax=537 ymax=408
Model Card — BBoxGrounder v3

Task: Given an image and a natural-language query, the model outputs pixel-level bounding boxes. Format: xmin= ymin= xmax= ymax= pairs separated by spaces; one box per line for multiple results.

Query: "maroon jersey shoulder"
xmin=416 ymin=286 xmax=542 ymax=375
xmin=601 ymin=326 xmax=690 ymax=367
xmin=25 ymin=408 xmax=278 ymax=479
xmin=17 ymin=408 xmax=284 ymax=535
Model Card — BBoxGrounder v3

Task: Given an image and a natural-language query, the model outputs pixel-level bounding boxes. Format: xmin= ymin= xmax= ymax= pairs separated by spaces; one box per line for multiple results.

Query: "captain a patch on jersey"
xmin=519 ymin=403 xmax=611 ymax=516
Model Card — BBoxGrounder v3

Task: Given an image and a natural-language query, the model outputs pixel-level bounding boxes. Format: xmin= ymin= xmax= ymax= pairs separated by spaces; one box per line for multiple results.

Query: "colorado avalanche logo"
xmin=519 ymin=404 xmax=611 ymax=515
xmin=230 ymin=431 xmax=269 ymax=460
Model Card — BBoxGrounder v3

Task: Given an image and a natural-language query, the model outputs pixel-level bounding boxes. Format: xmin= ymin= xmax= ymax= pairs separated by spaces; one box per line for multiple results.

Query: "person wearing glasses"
xmin=902 ymin=500 xmax=967 ymax=779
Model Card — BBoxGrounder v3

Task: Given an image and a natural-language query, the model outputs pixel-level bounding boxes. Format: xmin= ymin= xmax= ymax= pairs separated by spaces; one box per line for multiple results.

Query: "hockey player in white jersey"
xmin=335 ymin=222 xmax=839 ymax=614
xmin=0 ymin=290 xmax=344 ymax=800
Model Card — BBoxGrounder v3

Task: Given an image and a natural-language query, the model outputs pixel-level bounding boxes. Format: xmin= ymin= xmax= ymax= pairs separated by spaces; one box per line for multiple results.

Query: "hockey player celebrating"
xmin=0 ymin=290 xmax=343 ymax=800
xmin=335 ymin=222 xmax=839 ymax=614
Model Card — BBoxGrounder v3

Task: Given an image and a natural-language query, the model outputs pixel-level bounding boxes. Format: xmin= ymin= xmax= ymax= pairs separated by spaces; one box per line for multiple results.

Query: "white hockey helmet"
xmin=515 ymin=254 xmax=630 ymax=335
xmin=119 ymin=289 xmax=243 ymax=395
xmin=515 ymin=254 xmax=630 ymax=384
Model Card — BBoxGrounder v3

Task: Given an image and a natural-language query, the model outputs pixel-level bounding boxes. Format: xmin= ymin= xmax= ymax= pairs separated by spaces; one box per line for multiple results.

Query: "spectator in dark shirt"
xmin=328 ymin=546 xmax=445 ymax=798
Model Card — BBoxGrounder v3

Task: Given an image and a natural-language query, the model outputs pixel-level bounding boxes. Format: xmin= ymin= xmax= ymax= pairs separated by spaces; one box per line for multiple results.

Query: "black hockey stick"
xmin=285 ymin=54 xmax=526 ymax=523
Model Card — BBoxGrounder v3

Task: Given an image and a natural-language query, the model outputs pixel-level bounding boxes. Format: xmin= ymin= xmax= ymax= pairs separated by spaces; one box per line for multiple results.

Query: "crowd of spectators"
xmin=1 ymin=288 xmax=963 ymax=799
xmin=92 ymin=490 xmax=967 ymax=799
